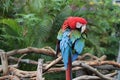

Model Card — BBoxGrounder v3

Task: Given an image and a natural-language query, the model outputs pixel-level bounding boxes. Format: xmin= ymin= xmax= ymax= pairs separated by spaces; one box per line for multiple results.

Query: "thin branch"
xmin=17 ymin=54 xmax=27 ymax=65
xmin=43 ymin=56 xmax=62 ymax=73
xmin=9 ymin=56 xmax=38 ymax=65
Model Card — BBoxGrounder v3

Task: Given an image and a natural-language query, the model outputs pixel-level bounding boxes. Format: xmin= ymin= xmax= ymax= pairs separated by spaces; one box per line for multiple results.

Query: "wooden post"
xmin=0 ymin=50 xmax=9 ymax=75
xmin=36 ymin=59 xmax=44 ymax=80
xmin=66 ymin=57 xmax=72 ymax=80
xmin=116 ymin=41 xmax=120 ymax=80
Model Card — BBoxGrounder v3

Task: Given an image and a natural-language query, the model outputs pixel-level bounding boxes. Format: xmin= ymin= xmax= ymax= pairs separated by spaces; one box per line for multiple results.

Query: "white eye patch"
xmin=81 ymin=25 xmax=86 ymax=33
xmin=76 ymin=22 xmax=82 ymax=28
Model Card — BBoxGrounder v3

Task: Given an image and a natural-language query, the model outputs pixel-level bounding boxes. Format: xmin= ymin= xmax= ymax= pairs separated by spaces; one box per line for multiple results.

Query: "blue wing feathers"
xmin=59 ymin=29 xmax=72 ymax=69
xmin=72 ymin=39 xmax=85 ymax=61
xmin=58 ymin=29 xmax=85 ymax=69
xmin=74 ymin=39 xmax=85 ymax=54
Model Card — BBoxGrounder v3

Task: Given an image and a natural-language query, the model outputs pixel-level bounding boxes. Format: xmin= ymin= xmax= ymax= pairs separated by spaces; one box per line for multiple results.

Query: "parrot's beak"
xmin=81 ymin=25 xmax=86 ymax=33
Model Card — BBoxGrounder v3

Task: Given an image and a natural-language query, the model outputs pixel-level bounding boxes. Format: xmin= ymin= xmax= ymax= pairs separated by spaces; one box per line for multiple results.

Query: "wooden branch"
xmin=46 ymin=60 xmax=120 ymax=73
xmin=0 ymin=64 xmax=18 ymax=73
xmin=79 ymin=63 xmax=112 ymax=80
xmin=99 ymin=55 xmax=107 ymax=61
xmin=36 ymin=59 xmax=44 ymax=80
xmin=9 ymin=67 xmax=36 ymax=78
xmin=43 ymin=56 xmax=62 ymax=72
xmin=77 ymin=53 xmax=106 ymax=61
xmin=9 ymin=56 xmax=38 ymax=65
xmin=0 ymin=50 xmax=9 ymax=75
xmin=77 ymin=53 xmax=99 ymax=60
xmin=72 ymin=60 xmax=120 ymax=68
xmin=6 ymin=47 xmax=56 ymax=56
xmin=46 ymin=66 xmax=83 ymax=73
xmin=45 ymin=67 xmax=64 ymax=73
xmin=43 ymin=58 xmax=120 ymax=73
xmin=0 ymin=75 xmax=20 ymax=80
xmin=46 ymin=60 xmax=119 ymax=73
xmin=73 ymin=72 xmax=117 ymax=80
xmin=95 ymin=64 xmax=120 ymax=70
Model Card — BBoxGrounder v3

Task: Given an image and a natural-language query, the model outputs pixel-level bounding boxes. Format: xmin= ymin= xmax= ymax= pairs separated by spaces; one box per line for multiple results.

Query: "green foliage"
xmin=0 ymin=19 xmax=24 ymax=50
xmin=0 ymin=0 xmax=15 ymax=18
xmin=15 ymin=13 xmax=53 ymax=47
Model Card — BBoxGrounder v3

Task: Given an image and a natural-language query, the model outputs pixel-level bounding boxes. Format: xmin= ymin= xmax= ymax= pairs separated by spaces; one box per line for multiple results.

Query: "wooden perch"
xmin=6 ymin=47 xmax=56 ymax=56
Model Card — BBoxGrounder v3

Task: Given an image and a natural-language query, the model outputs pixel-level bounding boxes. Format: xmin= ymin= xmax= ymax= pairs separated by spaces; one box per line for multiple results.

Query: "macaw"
xmin=56 ymin=16 xmax=87 ymax=69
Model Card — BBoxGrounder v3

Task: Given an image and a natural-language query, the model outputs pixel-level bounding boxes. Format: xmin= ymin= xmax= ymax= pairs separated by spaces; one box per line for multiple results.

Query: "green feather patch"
xmin=70 ymin=30 xmax=82 ymax=43
xmin=57 ymin=29 xmax=63 ymax=40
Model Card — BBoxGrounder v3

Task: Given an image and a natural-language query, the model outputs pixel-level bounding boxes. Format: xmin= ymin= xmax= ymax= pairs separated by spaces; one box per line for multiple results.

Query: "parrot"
xmin=56 ymin=16 xmax=87 ymax=69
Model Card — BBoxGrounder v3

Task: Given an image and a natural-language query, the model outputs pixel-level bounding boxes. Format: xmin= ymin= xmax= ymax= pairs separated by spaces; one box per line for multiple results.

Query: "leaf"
xmin=0 ymin=19 xmax=22 ymax=36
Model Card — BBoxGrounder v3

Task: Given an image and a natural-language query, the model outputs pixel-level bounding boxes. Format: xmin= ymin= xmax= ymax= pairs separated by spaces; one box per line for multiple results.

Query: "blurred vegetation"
xmin=0 ymin=0 xmax=120 ymax=80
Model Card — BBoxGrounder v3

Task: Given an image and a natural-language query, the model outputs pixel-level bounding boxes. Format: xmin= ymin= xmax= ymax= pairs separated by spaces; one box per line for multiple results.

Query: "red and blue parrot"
xmin=56 ymin=16 xmax=87 ymax=69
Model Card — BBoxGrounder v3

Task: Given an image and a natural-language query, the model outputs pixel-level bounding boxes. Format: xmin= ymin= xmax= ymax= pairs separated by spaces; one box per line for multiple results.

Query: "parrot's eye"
xmin=76 ymin=22 xmax=82 ymax=28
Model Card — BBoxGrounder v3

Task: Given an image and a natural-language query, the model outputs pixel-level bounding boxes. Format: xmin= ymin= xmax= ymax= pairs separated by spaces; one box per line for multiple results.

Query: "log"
xmin=0 ymin=50 xmax=9 ymax=75
xmin=36 ymin=59 xmax=44 ymax=80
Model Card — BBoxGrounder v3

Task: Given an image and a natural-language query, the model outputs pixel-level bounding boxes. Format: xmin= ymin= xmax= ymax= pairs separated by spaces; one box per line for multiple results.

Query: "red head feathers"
xmin=61 ymin=17 xmax=87 ymax=30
